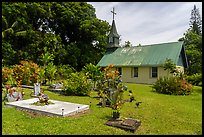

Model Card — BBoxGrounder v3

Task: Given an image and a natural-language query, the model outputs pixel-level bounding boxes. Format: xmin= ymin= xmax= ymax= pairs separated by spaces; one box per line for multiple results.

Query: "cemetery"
xmin=2 ymin=2 xmax=202 ymax=135
xmin=2 ymin=82 xmax=202 ymax=135
xmin=2 ymin=63 xmax=202 ymax=135
xmin=4 ymin=82 xmax=89 ymax=117
xmin=3 ymin=64 xmax=142 ymax=132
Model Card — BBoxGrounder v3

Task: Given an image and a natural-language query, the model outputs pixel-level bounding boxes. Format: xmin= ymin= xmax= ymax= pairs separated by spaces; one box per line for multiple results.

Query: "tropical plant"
xmin=55 ymin=64 xmax=75 ymax=82
xmin=96 ymin=64 xmax=128 ymax=118
xmin=2 ymin=66 xmax=16 ymax=86
xmin=186 ymin=73 xmax=202 ymax=86
xmin=63 ymin=71 xmax=91 ymax=96
xmin=12 ymin=60 xmax=40 ymax=86
xmin=163 ymin=58 xmax=178 ymax=75
xmin=82 ymin=63 xmax=103 ymax=88
xmin=40 ymin=47 xmax=54 ymax=68
xmin=2 ymin=15 xmax=26 ymax=39
xmin=44 ymin=62 xmax=57 ymax=85
xmin=38 ymin=66 xmax=46 ymax=85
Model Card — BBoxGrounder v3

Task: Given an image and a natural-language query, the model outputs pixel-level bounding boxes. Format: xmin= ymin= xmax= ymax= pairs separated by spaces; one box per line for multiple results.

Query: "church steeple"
xmin=107 ymin=7 xmax=120 ymax=49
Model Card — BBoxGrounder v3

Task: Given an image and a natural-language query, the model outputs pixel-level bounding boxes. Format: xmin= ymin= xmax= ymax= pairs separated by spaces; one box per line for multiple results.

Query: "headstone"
xmin=34 ymin=83 xmax=40 ymax=96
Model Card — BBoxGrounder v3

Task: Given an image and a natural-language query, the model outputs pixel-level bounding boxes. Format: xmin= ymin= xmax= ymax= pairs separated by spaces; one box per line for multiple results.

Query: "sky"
xmin=88 ymin=2 xmax=202 ymax=46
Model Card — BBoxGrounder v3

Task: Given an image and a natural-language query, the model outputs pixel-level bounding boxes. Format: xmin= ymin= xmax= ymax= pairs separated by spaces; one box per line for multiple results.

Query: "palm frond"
xmin=2 ymin=32 xmax=5 ymax=39
xmin=3 ymin=28 xmax=14 ymax=35
xmin=16 ymin=30 xmax=27 ymax=37
xmin=11 ymin=21 xmax=18 ymax=29
xmin=2 ymin=15 xmax=8 ymax=30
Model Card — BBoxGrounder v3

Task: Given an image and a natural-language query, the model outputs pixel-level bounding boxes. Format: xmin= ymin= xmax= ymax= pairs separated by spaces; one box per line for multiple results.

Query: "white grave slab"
xmin=5 ymin=98 xmax=89 ymax=117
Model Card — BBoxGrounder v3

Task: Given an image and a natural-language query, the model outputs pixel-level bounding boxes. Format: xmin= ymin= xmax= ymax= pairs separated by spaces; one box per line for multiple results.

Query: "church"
xmin=97 ymin=8 xmax=188 ymax=84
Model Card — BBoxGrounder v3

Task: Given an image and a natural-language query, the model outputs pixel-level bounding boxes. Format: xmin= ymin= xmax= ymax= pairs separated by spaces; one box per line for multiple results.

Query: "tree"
xmin=189 ymin=5 xmax=202 ymax=36
xmin=47 ymin=2 xmax=110 ymax=70
xmin=163 ymin=58 xmax=177 ymax=75
xmin=179 ymin=31 xmax=202 ymax=75
xmin=124 ymin=41 xmax=132 ymax=47
xmin=2 ymin=2 xmax=53 ymax=65
xmin=178 ymin=5 xmax=202 ymax=75
xmin=137 ymin=43 xmax=142 ymax=46
xmin=40 ymin=47 xmax=54 ymax=68
xmin=2 ymin=2 xmax=110 ymax=70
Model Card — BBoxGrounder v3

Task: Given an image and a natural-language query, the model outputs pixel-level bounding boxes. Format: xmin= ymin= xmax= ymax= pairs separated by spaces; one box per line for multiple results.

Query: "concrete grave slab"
xmin=5 ymin=98 xmax=89 ymax=117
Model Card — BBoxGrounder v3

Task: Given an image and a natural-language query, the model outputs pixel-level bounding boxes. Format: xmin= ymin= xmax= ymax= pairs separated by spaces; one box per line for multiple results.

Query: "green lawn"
xmin=2 ymin=83 xmax=202 ymax=135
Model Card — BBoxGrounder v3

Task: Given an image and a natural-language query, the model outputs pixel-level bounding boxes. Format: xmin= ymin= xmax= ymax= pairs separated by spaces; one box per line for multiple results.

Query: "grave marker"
xmin=34 ymin=83 xmax=40 ymax=96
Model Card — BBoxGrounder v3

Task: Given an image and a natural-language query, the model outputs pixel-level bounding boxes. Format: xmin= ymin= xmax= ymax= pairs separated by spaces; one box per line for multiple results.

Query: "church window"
xmin=151 ymin=67 xmax=158 ymax=78
xmin=117 ymin=67 xmax=122 ymax=75
xmin=132 ymin=67 xmax=138 ymax=77
xmin=109 ymin=37 xmax=113 ymax=43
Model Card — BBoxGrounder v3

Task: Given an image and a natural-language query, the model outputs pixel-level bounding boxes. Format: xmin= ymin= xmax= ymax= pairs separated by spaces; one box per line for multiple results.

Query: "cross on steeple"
xmin=111 ymin=7 xmax=116 ymax=20
xmin=107 ymin=7 xmax=120 ymax=49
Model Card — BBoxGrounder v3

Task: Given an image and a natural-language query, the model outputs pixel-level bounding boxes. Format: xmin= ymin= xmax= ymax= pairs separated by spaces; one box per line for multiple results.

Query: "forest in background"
xmin=2 ymin=2 xmax=110 ymax=71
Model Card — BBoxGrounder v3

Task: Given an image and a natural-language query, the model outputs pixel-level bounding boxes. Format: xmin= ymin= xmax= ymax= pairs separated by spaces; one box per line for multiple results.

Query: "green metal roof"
xmin=97 ymin=41 xmax=188 ymax=67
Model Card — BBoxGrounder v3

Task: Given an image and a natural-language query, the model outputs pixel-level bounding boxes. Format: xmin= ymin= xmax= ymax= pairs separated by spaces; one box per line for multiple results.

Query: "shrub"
xmin=82 ymin=63 xmax=103 ymax=88
xmin=152 ymin=76 xmax=192 ymax=95
xmin=153 ymin=58 xmax=193 ymax=96
xmin=2 ymin=66 xmax=16 ymax=85
xmin=44 ymin=62 xmax=57 ymax=85
xmin=186 ymin=73 xmax=202 ymax=86
xmin=12 ymin=60 xmax=40 ymax=86
xmin=55 ymin=64 xmax=75 ymax=81
xmin=63 ymin=72 xmax=91 ymax=96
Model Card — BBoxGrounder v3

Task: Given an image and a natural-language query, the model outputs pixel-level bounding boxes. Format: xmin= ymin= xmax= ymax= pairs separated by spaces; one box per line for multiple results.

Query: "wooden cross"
xmin=111 ymin=7 xmax=116 ymax=20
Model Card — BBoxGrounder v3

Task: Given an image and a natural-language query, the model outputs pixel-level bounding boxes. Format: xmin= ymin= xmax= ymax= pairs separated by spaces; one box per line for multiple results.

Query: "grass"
xmin=2 ymin=83 xmax=202 ymax=135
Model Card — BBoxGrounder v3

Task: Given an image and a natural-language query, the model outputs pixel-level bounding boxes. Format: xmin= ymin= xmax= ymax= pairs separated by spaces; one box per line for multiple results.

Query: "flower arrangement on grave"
xmin=30 ymin=92 xmax=54 ymax=106
xmin=96 ymin=64 xmax=128 ymax=119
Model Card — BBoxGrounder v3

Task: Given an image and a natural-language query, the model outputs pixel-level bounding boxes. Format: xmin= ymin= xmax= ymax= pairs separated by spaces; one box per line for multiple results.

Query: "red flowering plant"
xmin=96 ymin=64 xmax=128 ymax=118
xmin=13 ymin=60 xmax=40 ymax=86
xmin=176 ymin=78 xmax=192 ymax=95
xmin=153 ymin=59 xmax=193 ymax=96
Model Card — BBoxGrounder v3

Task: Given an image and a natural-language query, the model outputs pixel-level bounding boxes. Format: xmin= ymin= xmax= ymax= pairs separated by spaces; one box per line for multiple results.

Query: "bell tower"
xmin=107 ymin=7 xmax=120 ymax=49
